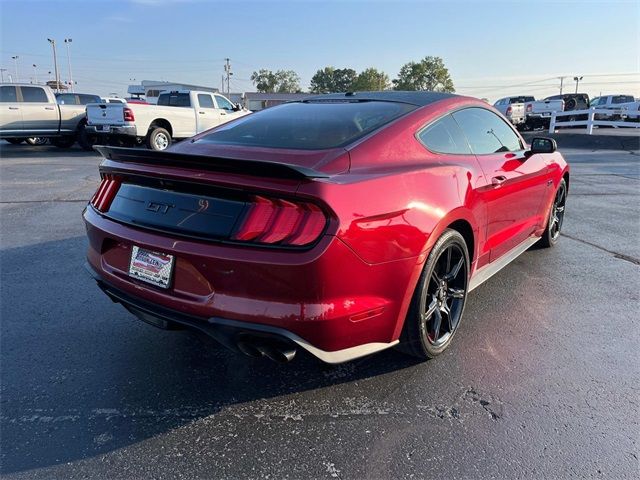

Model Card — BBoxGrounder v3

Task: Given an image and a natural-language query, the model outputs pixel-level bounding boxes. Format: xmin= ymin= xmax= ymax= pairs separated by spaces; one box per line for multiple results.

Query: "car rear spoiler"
xmin=94 ymin=146 xmax=330 ymax=180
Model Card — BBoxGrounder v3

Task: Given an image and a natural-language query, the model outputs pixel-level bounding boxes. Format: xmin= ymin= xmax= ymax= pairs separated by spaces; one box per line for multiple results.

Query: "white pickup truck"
xmin=524 ymin=98 xmax=565 ymax=130
xmin=493 ymin=96 xmax=535 ymax=127
xmin=86 ymin=90 xmax=250 ymax=150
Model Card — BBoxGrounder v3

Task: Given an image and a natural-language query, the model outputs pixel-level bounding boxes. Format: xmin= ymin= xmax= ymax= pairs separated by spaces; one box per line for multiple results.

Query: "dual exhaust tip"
xmin=236 ymin=337 xmax=297 ymax=363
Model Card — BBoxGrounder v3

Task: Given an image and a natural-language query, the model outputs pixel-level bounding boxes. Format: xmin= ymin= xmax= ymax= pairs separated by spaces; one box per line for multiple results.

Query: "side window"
xmin=56 ymin=94 xmax=77 ymax=105
xmin=452 ymin=107 xmax=523 ymax=154
xmin=215 ymin=95 xmax=234 ymax=111
xmin=197 ymin=94 xmax=215 ymax=108
xmin=20 ymin=87 xmax=49 ymax=103
xmin=78 ymin=94 xmax=101 ymax=105
xmin=0 ymin=86 xmax=18 ymax=102
xmin=418 ymin=114 xmax=471 ymax=155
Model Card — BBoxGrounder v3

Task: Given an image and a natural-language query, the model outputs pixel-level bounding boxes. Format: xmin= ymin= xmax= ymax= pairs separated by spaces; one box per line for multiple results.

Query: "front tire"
xmin=398 ymin=229 xmax=470 ymax=359
xmin=5 ymin=138 xmax=24 ymax=145
xmin=539 ymin=179 xmax=567 ymax=248
xmin=146 ymin=127 xmax=171 ymax=151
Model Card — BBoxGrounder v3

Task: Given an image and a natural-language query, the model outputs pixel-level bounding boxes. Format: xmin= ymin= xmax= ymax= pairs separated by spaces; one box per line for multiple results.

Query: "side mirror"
xmin=529 ymin=137 xmax=557 ymax=154
xmin=233 ymin=103 xmax=243 ymax=112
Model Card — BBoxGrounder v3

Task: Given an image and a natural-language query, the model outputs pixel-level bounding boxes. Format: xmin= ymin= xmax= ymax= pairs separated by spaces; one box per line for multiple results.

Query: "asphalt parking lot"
xmin=1 ymin=133 xmax=638 ymax=479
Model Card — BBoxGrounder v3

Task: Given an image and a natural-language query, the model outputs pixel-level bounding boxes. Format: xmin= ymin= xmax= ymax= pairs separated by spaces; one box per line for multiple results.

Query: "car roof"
xmin=303 ymin=90 xmax=457 ymax=107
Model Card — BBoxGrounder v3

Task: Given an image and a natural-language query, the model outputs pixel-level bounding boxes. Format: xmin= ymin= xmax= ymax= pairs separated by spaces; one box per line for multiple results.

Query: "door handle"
xmin=491 ymin=175 xmax=507 ymax=186
xmin=220 ymin=111 xmax=227 ymax=115
xmin=198 ymin=111 xmax=205 ymax=114
xmin=8 ymin=107 xmax=19 ymax=110
xmin=45 ymin=106 xmax=55 ymax=110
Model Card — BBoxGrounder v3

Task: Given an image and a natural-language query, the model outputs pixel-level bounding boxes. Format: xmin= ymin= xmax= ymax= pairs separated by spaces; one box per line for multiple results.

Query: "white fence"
xmin=549 ymin=107 xmax=640 ymax=134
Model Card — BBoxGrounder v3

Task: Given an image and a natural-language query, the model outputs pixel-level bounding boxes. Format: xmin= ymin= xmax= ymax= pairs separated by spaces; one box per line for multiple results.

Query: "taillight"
xmin=505 ymin=106 xmax=512 ymax=116
xmin=123 ymin=107 xmax=135 ymax=122
xmin=232 ymin=195 xmax=327 ymax=247
xmin=526 ymin=103 xmax=532 ymax=113
xmin=90 ymin=174 xmax=122 ymax=212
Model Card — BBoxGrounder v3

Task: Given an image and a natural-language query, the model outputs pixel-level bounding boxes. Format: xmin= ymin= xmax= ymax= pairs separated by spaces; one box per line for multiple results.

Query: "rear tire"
xmin=26 ymin=137 xmax=48 ymax=145
xmin=146 ymin=127 xmax=171 ymax=151
xmin=539 ymin=179 xmax=567 ymax=248
xmin=398 ymin=229 xmax=470 ymax=360
xmin=77 ymin=125 xmax=98 ymax=151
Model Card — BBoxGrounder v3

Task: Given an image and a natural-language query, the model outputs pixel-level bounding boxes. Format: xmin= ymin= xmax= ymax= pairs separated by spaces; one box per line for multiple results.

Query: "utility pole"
xmin=47 ymin=39 xmax=60 ymax=92
xmin=224 ymin=58 xmax=232 ymax=97
xmin=32 ymin=64 xmax=37 ymax=84
xmin=573 ymin=76 xmax=583 ymax=94
xmin=64 ymin=38 xmax=74 ymax=92
xmin=0 ymin=68 xmax=6 ymax=82
xmin=558 ymin=76 xmax=566 ymax=94
xmin=11 ymin=56 xmax=19 ymax=82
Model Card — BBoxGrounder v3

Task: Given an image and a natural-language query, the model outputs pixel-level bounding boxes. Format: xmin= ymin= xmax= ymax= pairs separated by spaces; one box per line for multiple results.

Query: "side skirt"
xmin=468 ymin=235 xmax=541 ymax=292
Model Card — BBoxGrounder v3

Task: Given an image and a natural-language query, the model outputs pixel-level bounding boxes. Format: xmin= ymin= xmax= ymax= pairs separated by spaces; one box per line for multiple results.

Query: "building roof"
xmin=304 ymin=91 xmax=457 ymax=106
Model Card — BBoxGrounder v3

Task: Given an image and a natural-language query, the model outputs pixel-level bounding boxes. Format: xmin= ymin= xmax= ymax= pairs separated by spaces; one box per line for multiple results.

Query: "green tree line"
xmin=250 ymin=56 xmax=454 ymax=94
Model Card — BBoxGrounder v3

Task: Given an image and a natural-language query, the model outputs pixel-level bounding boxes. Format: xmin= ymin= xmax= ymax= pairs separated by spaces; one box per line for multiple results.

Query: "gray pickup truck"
xmin=0 ymin=83 xmax=100 ymax=149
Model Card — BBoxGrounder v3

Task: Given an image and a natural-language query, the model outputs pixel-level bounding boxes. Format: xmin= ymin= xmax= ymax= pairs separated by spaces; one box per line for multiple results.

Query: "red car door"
xmin=452 ymin=107 xmax=551 ymax=262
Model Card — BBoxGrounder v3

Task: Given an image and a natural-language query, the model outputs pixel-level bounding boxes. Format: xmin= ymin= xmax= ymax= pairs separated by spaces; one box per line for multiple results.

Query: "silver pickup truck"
xmin=493 ymin=96 xmax=535 ymax=127
xmin=0 ymin=84 xmax=99 ymax=149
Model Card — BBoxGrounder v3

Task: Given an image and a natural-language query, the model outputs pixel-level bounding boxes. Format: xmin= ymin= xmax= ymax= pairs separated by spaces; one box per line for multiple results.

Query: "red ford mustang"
xmin=84 ymin=91 xmax=569 ymax=364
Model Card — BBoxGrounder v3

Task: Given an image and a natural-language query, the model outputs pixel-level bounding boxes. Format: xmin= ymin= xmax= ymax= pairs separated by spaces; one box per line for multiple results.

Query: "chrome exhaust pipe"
xmin=236 ymin=340 xmax=263 ymax=358
xmin=256 ymin=344 xmax=296 ymax=363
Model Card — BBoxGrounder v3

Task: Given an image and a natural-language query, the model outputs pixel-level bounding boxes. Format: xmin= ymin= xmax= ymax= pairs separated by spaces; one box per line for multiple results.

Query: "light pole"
xmin=64 ymin=38 xmax=74 ymax=93
xmin=32 ymin=64 xmax=38 ymax=84
xmin=11 ymin=55 xmax=19 ymax=82
xmin=0 ymin=68 xmax=6 ymax=82
xmin=47 ymin=38 xmax=60 ymax=92
xmin=573 ymin=76 xmax=583 ymax=94
xmin=558 ymin=76 xmax=566 ymax=94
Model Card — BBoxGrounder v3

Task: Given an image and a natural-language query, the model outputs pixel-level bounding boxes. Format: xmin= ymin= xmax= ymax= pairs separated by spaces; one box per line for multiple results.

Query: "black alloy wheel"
xmin=399 ymin=229 xmax=470 ymax=359
xmin=540 ymin=178 xmax=567 ymax=248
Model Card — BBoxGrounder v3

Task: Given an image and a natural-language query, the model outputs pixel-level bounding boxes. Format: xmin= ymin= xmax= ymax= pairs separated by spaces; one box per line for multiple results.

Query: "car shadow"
xmin=0 ymin=235 xmax=423 ymax=474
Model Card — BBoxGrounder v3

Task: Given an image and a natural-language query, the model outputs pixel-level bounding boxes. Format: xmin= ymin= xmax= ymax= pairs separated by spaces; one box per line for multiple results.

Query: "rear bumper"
xmin=83 ymin=207 xmax=417 ymax=362
xmin=86 ymin=125 xmax=136 ymax=136
xmin=86 ymin=263 xmax=397 ymax=363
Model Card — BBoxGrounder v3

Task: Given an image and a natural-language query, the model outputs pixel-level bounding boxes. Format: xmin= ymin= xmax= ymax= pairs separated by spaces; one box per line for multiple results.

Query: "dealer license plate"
xmin=128 ymin=246 xmax=174 ymax=289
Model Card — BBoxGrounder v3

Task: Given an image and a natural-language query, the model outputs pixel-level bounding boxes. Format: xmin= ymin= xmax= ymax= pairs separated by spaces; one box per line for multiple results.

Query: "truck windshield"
xmin=197 ymin=100 xmax=417 ymax=150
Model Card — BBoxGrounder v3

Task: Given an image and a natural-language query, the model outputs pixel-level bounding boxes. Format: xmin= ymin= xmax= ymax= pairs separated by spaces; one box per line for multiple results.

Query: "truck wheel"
xmin=5 ymin=138 xmax=24 ymax=145
xmin=77 ymin=126 xmax=98 ymax=151
xmin=26 ymin=137 xmax=48 ymax=145
xmin=146 ymin=127 xmax=171 ymax=151
xmin=52 ymin=136 xmax=76 ymax=148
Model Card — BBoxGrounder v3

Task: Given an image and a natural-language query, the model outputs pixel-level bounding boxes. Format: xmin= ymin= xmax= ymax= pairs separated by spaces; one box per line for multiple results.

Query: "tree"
xmin=250 ymin=69 xmax=301 ymax=93
xmin=352 ymin=68 xmax=390 ymax=91
xmin=392 ymin=56 xmax=455 ymax=92
xmin=310 ymin=67 xmax=357 ymax=93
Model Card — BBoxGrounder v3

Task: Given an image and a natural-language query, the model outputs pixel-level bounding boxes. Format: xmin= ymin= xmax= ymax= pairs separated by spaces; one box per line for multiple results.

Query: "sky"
xmin=1 ymin=0 xmax=638 ymax=102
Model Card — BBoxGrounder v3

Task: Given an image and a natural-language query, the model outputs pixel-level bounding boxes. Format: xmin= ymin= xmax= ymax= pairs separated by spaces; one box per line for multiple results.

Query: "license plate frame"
xmin=100 ymin=125 xmax=111 ymax=132
xmin=128 ymin=245 xmax=174 ymax=289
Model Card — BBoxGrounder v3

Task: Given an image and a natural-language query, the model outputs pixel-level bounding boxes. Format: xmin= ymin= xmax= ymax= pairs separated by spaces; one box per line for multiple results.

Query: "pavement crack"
xmin=561 ymin=233 xmax=640 ymax=266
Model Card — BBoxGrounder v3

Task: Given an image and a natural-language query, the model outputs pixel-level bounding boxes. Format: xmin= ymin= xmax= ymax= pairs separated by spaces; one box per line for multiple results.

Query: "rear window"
xmin=157 ymin=93 xmax=191 ymax=107
xmin=198 ymin=101 xmax=416 ymax=150
xmin=509 ymin=96 xmax=535 ymax=104
xmin=78 ymin=94 xmax=101 ymax=105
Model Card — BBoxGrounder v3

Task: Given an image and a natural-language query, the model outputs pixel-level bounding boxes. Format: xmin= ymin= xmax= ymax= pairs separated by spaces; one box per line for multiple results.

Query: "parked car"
xmin=524 ymin=98 xmax=565 ymax=130
xmin=84 ymin=91 xmax=569 ymax=364
xmin=493 ymin=96 xmax=535 ymax=127
xmin=590 ymin=94 xmax=638 ymax=120
xmin=544 ymin=93 xmax=590 ymax=122
xmin=86 ymin=90 xmax=249 ymax=150
xmin=0 ymin=84 xmax=98 ymax=148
